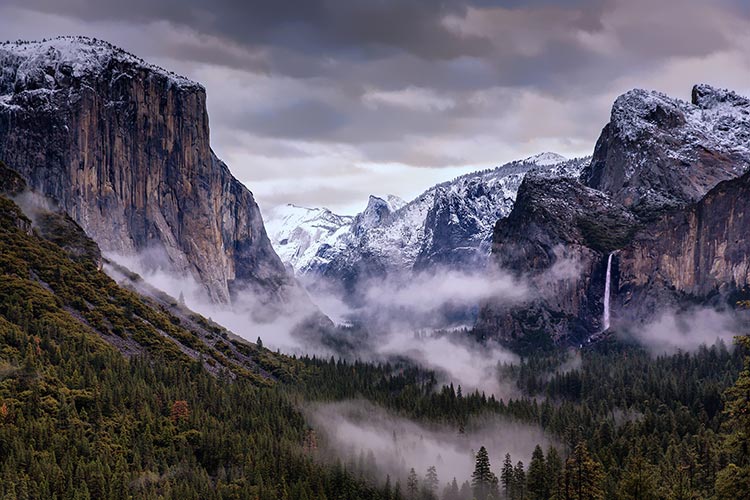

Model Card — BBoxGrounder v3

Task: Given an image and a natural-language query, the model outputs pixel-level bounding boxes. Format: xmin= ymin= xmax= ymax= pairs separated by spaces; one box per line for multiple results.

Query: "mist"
xmin=103 ymin=250 xmax=334 ymax=356
xmin=303 ymin=265 xmax=531 ymax=396
xmin=375 ymin=331 xmax=519 ymax=398
xmin=623 ymin=307 xmax=740 ymax=356
xmin=306 ymin=400 xmax=556 ymax=489
xmin=362 ymin=267 xmax=528 ymax=319
xmin=303 ymin=264 xmax=529 ymax=333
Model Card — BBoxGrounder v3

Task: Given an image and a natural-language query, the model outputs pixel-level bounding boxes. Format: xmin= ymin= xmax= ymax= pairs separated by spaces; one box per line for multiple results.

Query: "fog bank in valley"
xmin=306 ymin=400 xmax=556 ymax=488
xmin=622 ymin=307 xmax=740 ymax=356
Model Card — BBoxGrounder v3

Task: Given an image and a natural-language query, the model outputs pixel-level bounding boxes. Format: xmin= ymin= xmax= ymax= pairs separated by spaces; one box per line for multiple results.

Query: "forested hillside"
xmin=0 ymin=192 xmax=390 ymax=499
xmin=294 ymin=342 xmax=747 ymax=499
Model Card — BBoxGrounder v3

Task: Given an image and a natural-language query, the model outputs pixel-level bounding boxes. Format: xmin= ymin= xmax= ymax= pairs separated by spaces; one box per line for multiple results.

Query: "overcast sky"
xmin=2 ymin=0 xmax=749 ymax=215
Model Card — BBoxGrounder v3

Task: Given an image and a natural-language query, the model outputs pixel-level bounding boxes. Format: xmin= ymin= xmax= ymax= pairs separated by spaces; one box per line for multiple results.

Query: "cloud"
xmin=376 ymin=332 xmax=519 ymax=398
xmin=363 ymin=267 xmax=527 ymax=318
xmin=307 ymin=400 xmax=556 ymax=488
xmin=362 ymin=86 xmax=456 ymax=112
xmin=623 ymin=308 xmax=739 ymax=356
xmin=4 ymin=0 xmax=491 ymax=62
xmin=3 ymin=1 xmax=749 ymax=211
xmin=103 ymin=251 xmax=333 ymax=356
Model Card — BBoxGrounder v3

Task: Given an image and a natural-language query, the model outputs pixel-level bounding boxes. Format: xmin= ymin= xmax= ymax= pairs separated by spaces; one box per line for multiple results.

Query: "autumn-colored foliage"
xmin=170 ymin=400 xmax=189 ymax=423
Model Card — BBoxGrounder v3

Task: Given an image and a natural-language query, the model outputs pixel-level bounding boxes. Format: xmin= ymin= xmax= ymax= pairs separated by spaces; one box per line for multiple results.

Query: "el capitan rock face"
xmin=0 ymin=37 xmax=293 ymax=304
xmin=477 ymin=84 xmax=750 ymax=347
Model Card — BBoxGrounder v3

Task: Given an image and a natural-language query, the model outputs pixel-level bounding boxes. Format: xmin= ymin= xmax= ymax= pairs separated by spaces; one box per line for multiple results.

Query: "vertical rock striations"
xmin=475 ymin=174 xmax=637 ymax=345
xmin=617 ymin=170 xmax=750 ymax=323
xmin=0 ymin=37 xmax=294 ymax=305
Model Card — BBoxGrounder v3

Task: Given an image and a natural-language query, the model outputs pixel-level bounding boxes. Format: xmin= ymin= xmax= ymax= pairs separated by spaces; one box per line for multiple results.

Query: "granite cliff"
xmin=476 ymin=84 xmax=750 ymax=347
xmin=0 ymin=37 xmax=294 ymax=306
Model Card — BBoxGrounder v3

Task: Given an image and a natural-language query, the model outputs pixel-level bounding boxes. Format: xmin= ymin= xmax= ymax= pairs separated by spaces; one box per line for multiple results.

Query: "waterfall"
xmin=602 ymin=252 xmax=614 ymax=331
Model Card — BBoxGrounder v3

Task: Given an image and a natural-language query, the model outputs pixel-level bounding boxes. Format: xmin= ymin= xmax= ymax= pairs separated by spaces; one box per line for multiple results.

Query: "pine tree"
xmin=442 ymin=478 xmax=460 ymax=500
xmin=513 ymin=461 xmax=526 ymax=500
xmin=563 ymin=442 xmax=604 ymax=500
xmin=472 ymin=446 xmax=499 ymax=500
xmin=617 ymin=453 xmax=659 ymax=500
xmin=424 ymin=466 xmax=439 ymax=495
xmin=394 ymin=481 xmax=403 ymax=500
xmin=407 ymin=468 xmax=419 ymax=499
xmin=458 ymin=481 xmax=472 ymax=500
xmin=526 ymin=445 xmax=547 ymax=500
xmin=715 ymin=335 xmax=750 ymax=499
xmin=545 ymin=447 xmax=564 ymax=500
xmin=501 ymin=453 xmax=514 ymax=499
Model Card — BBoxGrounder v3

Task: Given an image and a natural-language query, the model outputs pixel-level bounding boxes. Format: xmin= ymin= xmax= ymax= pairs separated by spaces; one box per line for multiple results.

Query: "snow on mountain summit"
xmin=264 ymin=204 xmax=354 ymax=273
xmin=265 ymin=154 xmax=588 ymax=291
xmin=0 ymin=36 xmax=199 ymax=95
xmin=523 ymin=152 xmax=568 ymax=166
xmin=583 ymin=84 xmax=750 ymax=211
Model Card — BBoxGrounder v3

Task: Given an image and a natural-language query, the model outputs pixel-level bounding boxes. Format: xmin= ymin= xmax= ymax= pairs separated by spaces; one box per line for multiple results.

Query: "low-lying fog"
xmin=306 ymin=400 xmax=555 ymax=488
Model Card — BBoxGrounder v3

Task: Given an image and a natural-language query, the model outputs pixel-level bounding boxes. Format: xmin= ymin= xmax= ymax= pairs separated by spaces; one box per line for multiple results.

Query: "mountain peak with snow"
xmin=583 ymin=84 xmax=750 ymax=211
xmin=523 ymin=152 xmax=568 ymax=166
xmin=265 ymin=154 xmax=589 ymax=295
xmin=0 ymin=36 xmax=199 ymax=94
xmin=384 ymin=194 xmax=407 ymax=212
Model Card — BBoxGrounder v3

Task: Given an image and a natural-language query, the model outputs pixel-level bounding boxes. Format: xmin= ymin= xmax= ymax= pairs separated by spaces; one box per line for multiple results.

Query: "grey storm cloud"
xmin=6 ymin=0 xmax=747 ymax=99
xmin=9 ymin=0 xmax=743 ymax=87
xmin=2 ymin=0 xmax=750 ymax=213
xmin=5 ymin=0 xmax=493 ymax=60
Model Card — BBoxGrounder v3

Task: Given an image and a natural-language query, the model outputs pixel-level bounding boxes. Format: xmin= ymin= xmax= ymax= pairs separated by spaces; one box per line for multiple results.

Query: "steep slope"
xmin=266 ymin=154 xmax=587 ymax=299
xmin=0 ymin=190 xmax=300 ymax=385
xmin=475 ymin=174 xmax=638 ymax=346
xmin=477 ymin=84 xmax=750 ymax=347
xmin=0 ymin=37 xmax=292 ymax=305
xmin=0 ymin=188 xmax=400 ymax=499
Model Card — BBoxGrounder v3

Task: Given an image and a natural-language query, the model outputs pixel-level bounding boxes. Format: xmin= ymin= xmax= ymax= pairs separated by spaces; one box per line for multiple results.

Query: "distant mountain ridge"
xmin=266 ymin=153 xmax=588 ymax=299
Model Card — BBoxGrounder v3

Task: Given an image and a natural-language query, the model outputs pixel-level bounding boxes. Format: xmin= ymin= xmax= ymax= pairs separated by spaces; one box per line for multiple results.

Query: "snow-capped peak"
xmin=0 ymin=36 xmax=199 ymax=93
xmin=353 ymin=195 xmax=397 ymax=234
xmin=523 ymin=152 xmax=568 ymax=166
xmin=385 ymin=194 xmax=407 ymax=212
xmin=263 ymin=204 xmax=354 ymax=273
xmin=264 ymin=154 xmax=589 ymax=280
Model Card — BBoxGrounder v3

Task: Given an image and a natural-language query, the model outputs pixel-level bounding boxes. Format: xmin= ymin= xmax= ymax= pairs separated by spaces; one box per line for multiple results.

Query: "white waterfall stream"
xmin=602 ymin=252 xmax=614 ymax=331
